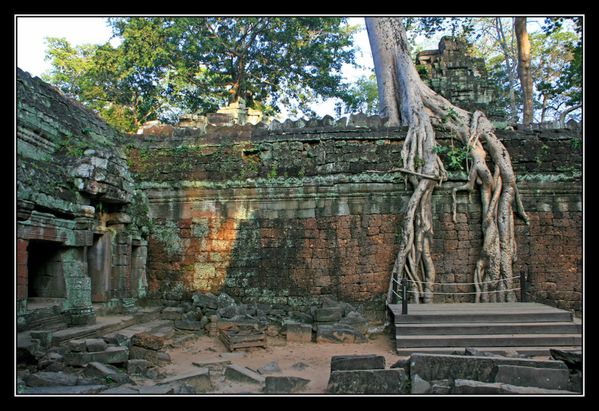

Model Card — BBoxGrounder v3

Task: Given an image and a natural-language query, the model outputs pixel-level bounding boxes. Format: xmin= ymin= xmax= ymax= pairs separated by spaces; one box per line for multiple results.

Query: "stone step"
xmin=389 ymin=303 xmax=573 ymax=324
xmin=395 ymin=345 xmax=583 ymax=357
xmin=395 ymin=333 xmax=582 ymax=348
xmin=394 ymin=321 xmax=581 ymax=336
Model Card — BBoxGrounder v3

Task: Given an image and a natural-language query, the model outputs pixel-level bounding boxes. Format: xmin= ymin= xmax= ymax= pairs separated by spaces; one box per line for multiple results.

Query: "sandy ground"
xmin=150 ymin=332 xmax=404 ymax=394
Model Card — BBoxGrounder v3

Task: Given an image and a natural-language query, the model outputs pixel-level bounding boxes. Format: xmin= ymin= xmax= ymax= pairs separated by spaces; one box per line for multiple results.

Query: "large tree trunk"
xmin=365 ymin=17 xmax=528 ymax=305
xmin=514 ymin=17 xmax=534 ymax=126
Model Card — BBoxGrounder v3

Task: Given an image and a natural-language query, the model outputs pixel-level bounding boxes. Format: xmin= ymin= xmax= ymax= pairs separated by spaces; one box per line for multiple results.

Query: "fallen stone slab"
xmin=139 ymin=384 xmax=176 ymax=394
xmin=129 ymin=346 xmax=170 ymax=366
xmin=224 ymin=365 xmax=266 ymax=385
xmin=104 ymin=333 xmax=129 ymax=347
xmin=286 ymin=323 xmax=313 ymax=343
xmin=409 ymin=353 xmax=568 ymax=383
xmin=131 ymin=332 xmax=165 ymax=351
xmin=314 ymin=307 xmax=343 ymax=322
xmin=83 ymin=362 xmax=121 ymax=378
xmin=431 ymin=383 xmax=451 ymax=394
xmin=192 ymin=292 xmax=218 ymax=310
xmin=327 ymin=369 xmax=408 ymax=394
xmin=453 ymin=379 xmax=579 ymax=395
xmin=64 ymin=346 xmax=129 ymax=366
xmin=411 ymin=374 xmax=431 ymax=394
xmin=264 ymin=376 xmax=310 ymax=394
xmin=338 ymin=311 xmax=369 ymax=335
xmin=550 ymin=349 xmax=582 ymax=371
xmin=316 ymin=324 xmax=367 ymax=344
xmin=22 ymin=385 xmax=107 ymax=395
xmin=24 ymin=371 xmax=78 ymax=387
xmin=85 ymin=338 xmax=108 ymax=353
xmin=128 ymin=359 xmax=152 ymax=375
xmin=158 ymin=368 xmax=212 ymax=393
xmin=492 ymin=365 xmax=571 ymax=390
xmin=161 ymin=306 xmax=184 ymax=321
xmin=331 ymin=354 xmax=385 ymax=372
xmin=100 ymin=384 xmax=140 ymax=394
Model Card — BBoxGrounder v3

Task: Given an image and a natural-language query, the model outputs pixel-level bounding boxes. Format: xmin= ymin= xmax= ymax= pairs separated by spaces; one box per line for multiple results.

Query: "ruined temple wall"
xmin=16 ymin=69 xmax=147 ymax=323
xmin=129 ymin=121 xmax=582 ymax=318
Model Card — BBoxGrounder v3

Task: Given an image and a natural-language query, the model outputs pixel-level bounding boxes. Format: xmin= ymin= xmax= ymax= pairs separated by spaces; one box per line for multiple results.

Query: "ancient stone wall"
xmin=128 ymin=118 xmax=582 ymax=319
xmin=16 ymin=70 xmax=582 ymax=324
xmin=16 ymin=68 xmax=148 ymax=327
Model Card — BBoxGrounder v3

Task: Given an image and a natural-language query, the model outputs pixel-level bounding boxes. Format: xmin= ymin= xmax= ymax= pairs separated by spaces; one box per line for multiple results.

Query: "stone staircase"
xmin=388 ymin=302 xmax=582 ymax=356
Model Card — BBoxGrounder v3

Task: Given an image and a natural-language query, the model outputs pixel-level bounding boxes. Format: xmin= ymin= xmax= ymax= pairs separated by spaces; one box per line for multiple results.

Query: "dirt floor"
xmin=144 ymin=332 xmax=404 ymax=394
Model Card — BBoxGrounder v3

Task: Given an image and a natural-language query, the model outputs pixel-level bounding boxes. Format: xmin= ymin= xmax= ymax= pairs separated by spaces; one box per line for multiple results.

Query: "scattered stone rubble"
xmin=327 ymin=349 xmax=582 ymax=395
xmin=17 ymin=292 xmax=379 ymax=395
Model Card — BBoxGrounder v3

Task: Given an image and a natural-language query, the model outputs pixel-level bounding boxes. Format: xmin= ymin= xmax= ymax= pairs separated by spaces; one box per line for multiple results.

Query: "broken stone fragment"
xmin=130 ymin=332 xmax=166 ymax=351
xmin=330 ymin=354 xmax=385 ymax=372
xmin=127 ymin=359 xmax=152 ymax=375
xmin=224 ymin=365 xmax=265 ymax=385
xmin=85 ymin=338 xmax=108 ymax=353
xmin=264 ymin=376 xmax=310 ymax=394
xmin=24 ymin=371 xmax=78 ymax=387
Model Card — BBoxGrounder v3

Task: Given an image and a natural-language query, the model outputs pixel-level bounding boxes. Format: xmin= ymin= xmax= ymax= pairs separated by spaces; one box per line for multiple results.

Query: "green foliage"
xmin=571 ymin=137 xmax=582 ymax=150
xmin=336 ymin=72 xmax=379 ymax=116
xmin=416 ymin=64 xmax=430 ymax=77
xmin=268 ymin=161 xmax=279 ymax=179
xmin=433 ymin=144 xmax=471 ymax=172
xmin=43 ymin=17 xmax=358 ymax=132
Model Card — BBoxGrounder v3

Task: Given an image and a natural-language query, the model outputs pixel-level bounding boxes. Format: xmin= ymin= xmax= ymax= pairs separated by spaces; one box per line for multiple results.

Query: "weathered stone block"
xmin=64 ymin=346 xmax=129 ymax=366
xmin=330 ymin=354 xmax=385 ymax=371
xmin=327 ymin=369 xmax=408 ymax=394
xmin=411 ymin=374 xmax=431 ymax=394
xmin=452 ymin=379 xmax=577 ymax=395
xmin=264 ymin=376 xmax=310 ymax=394
xmin=68 ymin=339 xmax=87 ymax=352
xmin=286 ymin=323 xmax=312 ymax=343
xmin=131 ymin=332 xmax=166 ymax=351
xmin=492 ymin=365 xmax=570 ymax=391
xmin=158 ymin=368 xmax=212 ymax=393
xmin=316 ymin=324 xmax=367 ymax=344
xmin=224 ymin=365 xmax=265 ymax=385
xmin=127 ymin=359 xmax=152 ymax=375
xmin=314 ymin=307 xmax=343 ymax=322
xmin=24 ymin=371 xmax=79 ymax=387
xmin=129 ymin=346 xmax=169 ymax=366
xmin=85 ymin=338 xmax=108 ymax=353
xmin=139 ymin=384 xmax=176 ymax=394
xmin=409 ymin=353 xmax=568 ymax=383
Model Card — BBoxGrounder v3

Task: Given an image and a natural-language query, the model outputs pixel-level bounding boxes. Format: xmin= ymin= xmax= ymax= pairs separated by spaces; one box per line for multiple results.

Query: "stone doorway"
xmin=27 ymin=240 xmax=66 ymax=299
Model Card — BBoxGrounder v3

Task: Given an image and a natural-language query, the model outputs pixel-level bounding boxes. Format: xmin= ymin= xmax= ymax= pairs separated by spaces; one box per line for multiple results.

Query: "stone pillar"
xmin=131 ymin=239 xmax=148 ymax=298
xmin=16 ymin=239 xmax=29 ymax=316
xmin=61 ymin=248 xmax=96 ymax=325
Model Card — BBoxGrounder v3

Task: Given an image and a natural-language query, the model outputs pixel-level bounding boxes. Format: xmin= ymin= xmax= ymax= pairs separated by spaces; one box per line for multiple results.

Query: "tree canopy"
xmin=402 ymin=17 xmax=582 ymax=125
xmin=43 ymin=17 xmax=358 ymax=133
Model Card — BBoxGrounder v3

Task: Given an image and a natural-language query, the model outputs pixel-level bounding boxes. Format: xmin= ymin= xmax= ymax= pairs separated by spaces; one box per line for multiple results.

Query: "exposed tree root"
xmin=367 ymin=17 xmax=529 ymax=305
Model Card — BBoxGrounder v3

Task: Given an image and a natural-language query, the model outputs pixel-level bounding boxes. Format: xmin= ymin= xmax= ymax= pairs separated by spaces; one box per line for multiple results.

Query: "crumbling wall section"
xmin=129 ymin=118 xmax=582 ymax=318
